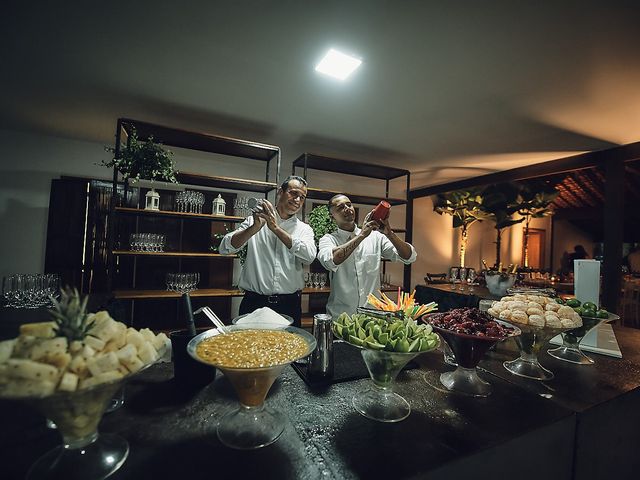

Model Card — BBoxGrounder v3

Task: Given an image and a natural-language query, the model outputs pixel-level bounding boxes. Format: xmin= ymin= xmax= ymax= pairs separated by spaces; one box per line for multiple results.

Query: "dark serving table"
xmin=415 ymin=284 xmax=499 ymax=311
xmin=1 ymin=327 xmax=639 ymax=480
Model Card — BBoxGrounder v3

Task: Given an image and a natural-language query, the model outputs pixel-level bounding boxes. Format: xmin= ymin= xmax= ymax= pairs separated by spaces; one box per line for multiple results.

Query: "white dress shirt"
xmin=219 ymin=213 xmax=317 ymax=295
xmin=317 ymin=226 xmax=417 ymax=318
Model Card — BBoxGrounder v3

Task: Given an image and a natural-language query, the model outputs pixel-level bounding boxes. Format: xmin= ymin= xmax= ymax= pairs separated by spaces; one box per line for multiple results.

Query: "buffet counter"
xmin=3 ymin=325 xmax=639 ymax=480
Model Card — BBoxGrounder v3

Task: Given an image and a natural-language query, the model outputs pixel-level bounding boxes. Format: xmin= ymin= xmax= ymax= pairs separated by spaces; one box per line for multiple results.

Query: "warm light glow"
xmin=315 ymin=49 xmax=362 ymax=80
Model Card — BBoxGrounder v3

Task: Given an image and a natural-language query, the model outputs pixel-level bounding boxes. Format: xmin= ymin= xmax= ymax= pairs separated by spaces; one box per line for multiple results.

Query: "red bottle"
xmin=371 ymin=200 xmax=391 ymax=223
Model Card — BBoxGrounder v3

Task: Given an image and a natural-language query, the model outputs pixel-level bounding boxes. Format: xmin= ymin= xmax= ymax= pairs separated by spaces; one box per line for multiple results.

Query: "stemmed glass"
xmin=547 ymin=313 xmax=619 ymax=365
xmin=459 ymin=268 xmax=468 ymax=292
xmin=467 ymin=268 xmax=477 ymax=292
xmin=503 ymin=323 xmax=571 ymax=380
xmin=303 ymin=272 xmax=310 ymax=288
xmin=318 ymin=273 xmax=327 ymax=289
xmin=424 ymin=317 xmax=521 ymax=397
xmin=312 ymin=273 xmax=319 ymax=288
xmin=449 ymin=267 xmax=459 ymax=290
xmin=187 ymin=323 xmax=316 ymax=449
xmin=3 ymin=359 xmax=162 ymax=480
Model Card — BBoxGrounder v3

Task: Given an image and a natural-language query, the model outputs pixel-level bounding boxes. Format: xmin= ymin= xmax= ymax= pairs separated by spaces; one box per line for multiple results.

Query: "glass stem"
xmin=520 ymin=351 xmax=538 ymax=364
xmin=63 ymin=431 xmax=99 ymax=450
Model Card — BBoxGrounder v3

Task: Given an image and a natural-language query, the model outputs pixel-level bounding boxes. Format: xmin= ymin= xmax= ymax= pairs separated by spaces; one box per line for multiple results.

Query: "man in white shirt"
xmin=317 ymin=194 xmax=417 ymax=318
xmin=219 ymin=176 xmax=317 ymax=326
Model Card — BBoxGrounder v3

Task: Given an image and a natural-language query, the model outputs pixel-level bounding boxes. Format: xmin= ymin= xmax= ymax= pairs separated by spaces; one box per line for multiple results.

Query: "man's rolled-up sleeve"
xmin=318 ymin=234 xmax=339 ymax=272
xmin=219 ymin=217 xmax=253 ymax=254
xmin=288 ymin=224 xmax=317 ymax=265
xmin=380 ymin=235 xmax=417 ymax=264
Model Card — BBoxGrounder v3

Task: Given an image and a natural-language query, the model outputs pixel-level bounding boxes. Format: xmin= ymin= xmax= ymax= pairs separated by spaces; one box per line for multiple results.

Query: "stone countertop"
xmin=1 ymin=351 xmax=575 ymax=480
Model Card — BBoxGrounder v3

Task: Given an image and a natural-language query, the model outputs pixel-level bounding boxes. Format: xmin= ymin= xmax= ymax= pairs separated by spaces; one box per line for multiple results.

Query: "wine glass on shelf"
xmin=319 ymin=273 xmax=327 ymax=289
xmin=188 ymin=323 xmax=316 ymax=449
xmin=547 ymin=312 xmax=619 ymax=365
xmin=467 ymin=268 xmax=477 ymax=293
xmin=449 ymin=267 xmax=459 ymax=290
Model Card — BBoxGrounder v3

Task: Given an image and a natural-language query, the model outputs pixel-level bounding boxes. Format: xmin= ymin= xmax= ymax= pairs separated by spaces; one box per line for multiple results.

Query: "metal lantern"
xmin=145 ymin=189 xmax=160 ymax=211
xmin=212 ymin=194 xmax=226 ymax=216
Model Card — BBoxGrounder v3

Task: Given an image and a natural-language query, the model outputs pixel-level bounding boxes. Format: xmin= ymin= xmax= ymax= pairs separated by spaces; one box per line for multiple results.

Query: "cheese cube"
xmin=137 ymin=342 xmax=158 ymax=364
xmin=19 ymin=322 xmax=57 ymax=339
xmin=90 ymin=316 xmax=119 ymax=342
xmin=151 ymin=332 xmax=168 ymax=352
xmin=69 ymin=340 xmax=83 ymax=354
xmin=125 ymin=330 xmax=145 ymax=349
xmin=30 ymin=337 xmax=68 ymax=361
xmin=58 ymin=372 xmax=79 ymax=392
xmin=6 ymin=359 xmax=60 ymax=382
xmin=116 ymin=344 xmax=137 ymax=364
xmin=81 ymin=345 xmax=96 ymax=359
xmin=0 ymin=339 xmax=16 ymax=363
xmin=84 ymin=335 xmax=106 ymax=352
xmin=139 ymin=328 xmax=156 ymax=343
xmin=122 ymin=356 xmax=144 ymax=373
xmin=86 ymin=352 xmax=119 ymax=377
xmin=45 ymin=352 xmax=72 ymax=370
xmin=68 ymin=355 xmax=88 ymax=376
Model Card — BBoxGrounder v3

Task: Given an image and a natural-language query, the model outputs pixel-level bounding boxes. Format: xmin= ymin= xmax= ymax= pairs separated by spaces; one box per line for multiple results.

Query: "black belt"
xmin=244 ymin=290 xmax=301 ymax=304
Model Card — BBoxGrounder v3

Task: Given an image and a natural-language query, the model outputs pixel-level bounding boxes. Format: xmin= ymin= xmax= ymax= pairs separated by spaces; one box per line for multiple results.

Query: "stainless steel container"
xmin=307 ymin=313 xmax=334 ymax=379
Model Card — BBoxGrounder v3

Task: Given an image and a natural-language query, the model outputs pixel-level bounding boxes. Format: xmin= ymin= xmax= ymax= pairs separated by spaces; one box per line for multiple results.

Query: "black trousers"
xmin=239 ymin=291 xmax=302 ymax=328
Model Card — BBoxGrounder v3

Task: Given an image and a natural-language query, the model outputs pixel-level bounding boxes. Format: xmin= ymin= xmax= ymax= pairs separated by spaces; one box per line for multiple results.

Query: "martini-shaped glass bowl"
xmin=353 ymin=348 xmax=423 ymax=422
xmin=429 ymin=321 xmax=521 ymax=397
xmin=1 ymin=359 xmax=160 ymax=480
xmin=503 ymin=323 xmax=571 ymax=380
xmin=188 ymin=323 xmax=316 ymax=450
xmin=547 ymin=313 xmax=618 ymax=365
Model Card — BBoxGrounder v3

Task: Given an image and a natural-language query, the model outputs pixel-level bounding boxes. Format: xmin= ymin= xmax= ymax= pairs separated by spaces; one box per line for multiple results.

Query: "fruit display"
xmin=425 ymin=308 xmax=517 ymax=339
xmin=487 ymin=294 xmax=582 ymax=329
xmin=366 ymin=289 xmax=438 ymax=320
xmin=0 ymin=288 xmax=169 ymax=398
xmin=332 ymin=313 xmax=440 ymax=353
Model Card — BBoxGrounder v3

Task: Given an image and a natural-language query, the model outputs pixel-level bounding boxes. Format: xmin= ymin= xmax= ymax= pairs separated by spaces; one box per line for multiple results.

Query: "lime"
xmin=582 ymin=308 xmax=597 ymax=318
xmin=566 ymin=298 xmax=581 ymax=307
xmin=573 ymin=306 xmax=584 ymax=315
xmin=596 ymin=310 xmax=609 ymax=319
xmin=582 ymin=302 xmax=597 ymax=311
xmin=555 ymin=298 xmax=565 ymax=305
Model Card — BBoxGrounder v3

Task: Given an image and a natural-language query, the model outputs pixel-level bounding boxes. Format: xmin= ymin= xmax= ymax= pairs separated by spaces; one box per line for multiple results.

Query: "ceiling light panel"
xmin=315 ymin=49 xmax=362 ymax=80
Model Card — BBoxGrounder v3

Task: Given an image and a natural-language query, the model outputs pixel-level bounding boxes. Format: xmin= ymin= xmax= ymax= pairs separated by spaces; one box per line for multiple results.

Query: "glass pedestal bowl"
xmin=353 ymin=348 xmax=423 ymax=423
xmin=430 ymin=322 xmax=521 ymax=397
xmin=503 ymin=323 xmax=570 ymax=381
xmin=2 ymin=361 xmax=159 ymax=480
xmin=547 ymin=313 xmax=618 ymax=365
xmin=188 ymin=323 xmax=316 ymax=450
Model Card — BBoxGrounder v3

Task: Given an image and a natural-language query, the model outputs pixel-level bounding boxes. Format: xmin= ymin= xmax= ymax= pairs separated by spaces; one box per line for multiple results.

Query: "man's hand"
xmin=360 ymin=220 xmax=379 ymax=238
xmin=378 ymin=216 xmax=393 ymax=236
xmin=255 ymin=199 xmax=277 ymax=231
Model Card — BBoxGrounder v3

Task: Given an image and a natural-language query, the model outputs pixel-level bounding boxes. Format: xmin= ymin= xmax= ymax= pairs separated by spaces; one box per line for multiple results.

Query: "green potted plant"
xmin=308 ymin=205 xmax=337 ymax=245
xmin=101 ymin=128 xmax=178 ymax=210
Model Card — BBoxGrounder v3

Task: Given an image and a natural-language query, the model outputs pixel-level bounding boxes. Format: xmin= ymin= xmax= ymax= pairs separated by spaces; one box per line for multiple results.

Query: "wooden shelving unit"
xmin=115 ymin=207 xmax=245 ymax=222
xmin=107 ymin=118 xmax=282 ymax=329
xmin=113 ymin=250 xmax=237 ymax=258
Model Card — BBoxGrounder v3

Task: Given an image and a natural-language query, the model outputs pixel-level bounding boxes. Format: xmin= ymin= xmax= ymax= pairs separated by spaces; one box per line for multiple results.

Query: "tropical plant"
xmin=480 ymin=183 xmax=524 ymax=266
xmin=101 ymin=127 xmax=178 ymax=183
xmin=515 ymin=181 xmax=559 ymax=267
xmin=49 ymin=287 xmax=94 ymax=342
xmin=308 ymin=205 xmax=337 ymax=245
xmin=433 ymin=188 xmax=489 ymax=267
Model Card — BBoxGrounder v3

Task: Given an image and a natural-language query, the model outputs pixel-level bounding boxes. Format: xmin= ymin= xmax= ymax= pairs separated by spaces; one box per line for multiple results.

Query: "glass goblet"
xmin=449 ymin=267 xmax=459 ymax=290
xmin=3 ymin=358 xmax=160 ymax=480
xmin=428 ymin=320 xmax=521 ymax=397
xmin=353 ymin=348 xmax=422 ymax=422
xmin=547 ymin=313 xmax=618 ymax=365
xmin=188 ymin=323 xmax=316 ymax=449
xmin=503 ymin=323 xmax=571 ymax=381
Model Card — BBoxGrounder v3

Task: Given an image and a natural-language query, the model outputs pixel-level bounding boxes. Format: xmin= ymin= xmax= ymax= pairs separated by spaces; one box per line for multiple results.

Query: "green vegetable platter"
xmin=333 ymin=312 xmax=440 ymax=353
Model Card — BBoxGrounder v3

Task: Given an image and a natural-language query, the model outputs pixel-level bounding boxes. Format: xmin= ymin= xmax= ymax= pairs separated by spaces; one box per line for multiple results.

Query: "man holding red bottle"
xmin=317 ymin=194 xmax=416 ymax=318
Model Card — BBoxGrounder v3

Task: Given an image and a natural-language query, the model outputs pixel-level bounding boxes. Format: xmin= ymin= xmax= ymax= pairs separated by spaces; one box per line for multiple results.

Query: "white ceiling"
xmin=2 ymin=0 xmax=639 ymax=187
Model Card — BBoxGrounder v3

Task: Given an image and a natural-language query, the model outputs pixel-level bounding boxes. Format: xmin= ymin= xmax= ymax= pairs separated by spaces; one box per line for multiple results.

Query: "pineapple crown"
xmin=49 ymin=287 xmax=95 ymax=341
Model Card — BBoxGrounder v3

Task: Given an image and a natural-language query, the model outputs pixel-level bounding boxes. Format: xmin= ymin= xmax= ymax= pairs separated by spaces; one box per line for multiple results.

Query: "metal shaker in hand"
xmin=308 ymin=313 xmax=334 ymax=379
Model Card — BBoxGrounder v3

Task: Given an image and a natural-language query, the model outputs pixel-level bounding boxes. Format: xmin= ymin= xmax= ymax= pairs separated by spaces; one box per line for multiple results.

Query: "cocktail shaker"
xmin=308 ymin=313 xmax=334 ymax=379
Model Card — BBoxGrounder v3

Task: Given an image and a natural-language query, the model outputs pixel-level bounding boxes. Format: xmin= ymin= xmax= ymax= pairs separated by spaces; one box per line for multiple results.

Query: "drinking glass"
xmin=312 ymin=273 xmax=319 ymax=288
xmin=449 ymin=267 xmax=459 ymax=290
xmin=303 ymin=272 xmax=310 ymax=288
xmin=188 ymin=324 xmax=316 ymax=449
xmin=467 ymin=268 xmax=477 ymax=292
xmin=319 ymin=273 xmax=327 ymax=289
